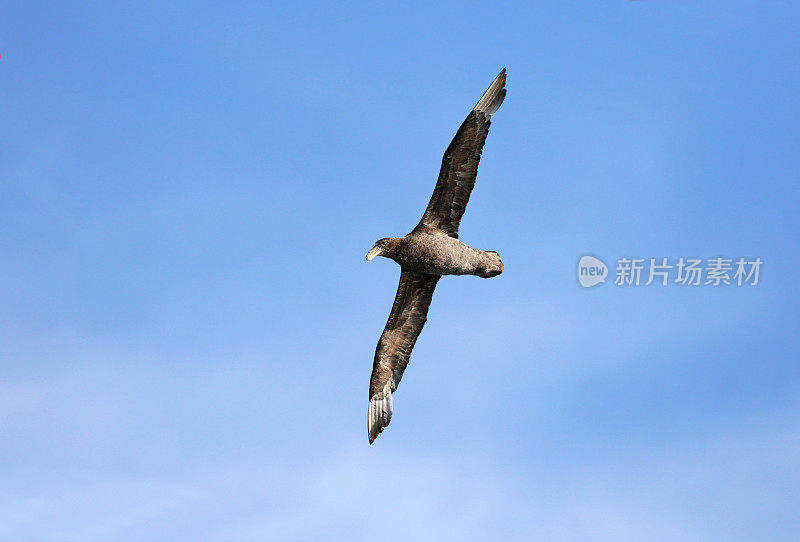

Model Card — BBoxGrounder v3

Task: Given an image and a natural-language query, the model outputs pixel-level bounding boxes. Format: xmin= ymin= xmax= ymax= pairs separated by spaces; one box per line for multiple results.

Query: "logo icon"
xmin=578 ymin=255 xmax=608 ymax=288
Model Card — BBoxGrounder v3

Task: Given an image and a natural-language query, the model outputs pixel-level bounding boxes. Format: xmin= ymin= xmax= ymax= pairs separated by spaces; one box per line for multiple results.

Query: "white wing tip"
xmin=368 ymin=388 xmax=394 ymax=444
xmin=474 ymin=68 xmax=507 ymax=117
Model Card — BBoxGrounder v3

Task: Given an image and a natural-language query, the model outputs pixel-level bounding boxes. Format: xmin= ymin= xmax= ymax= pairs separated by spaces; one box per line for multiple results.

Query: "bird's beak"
xmin=366 ymin=246 xmax=382 ymax=261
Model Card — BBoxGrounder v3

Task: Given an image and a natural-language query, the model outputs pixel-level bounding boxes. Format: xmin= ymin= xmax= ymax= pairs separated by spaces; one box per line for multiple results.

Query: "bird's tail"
xmin=480 ymin=251 xmax=504 ymax=278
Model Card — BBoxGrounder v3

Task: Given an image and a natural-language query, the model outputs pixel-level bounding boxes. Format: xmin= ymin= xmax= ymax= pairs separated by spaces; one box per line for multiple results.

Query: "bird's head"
xmin=366 ymin=238 xmax=394 ymax=261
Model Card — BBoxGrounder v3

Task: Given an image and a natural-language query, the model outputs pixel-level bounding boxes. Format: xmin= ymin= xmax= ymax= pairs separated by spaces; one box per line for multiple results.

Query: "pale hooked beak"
xmin=366 ymin=246 xmax=382 ymax=261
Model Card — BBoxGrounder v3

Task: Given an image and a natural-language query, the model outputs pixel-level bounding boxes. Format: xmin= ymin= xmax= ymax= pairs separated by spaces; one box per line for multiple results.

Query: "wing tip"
xmin=474 ymin=68 xmax=507 ymax=117
xmin=367 ymin=390 xmax=393 ymax=444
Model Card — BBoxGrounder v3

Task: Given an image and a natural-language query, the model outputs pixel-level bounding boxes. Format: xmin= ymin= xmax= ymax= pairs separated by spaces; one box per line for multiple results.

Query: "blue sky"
xmin=2 ymin=1 xmax=799 ymax=540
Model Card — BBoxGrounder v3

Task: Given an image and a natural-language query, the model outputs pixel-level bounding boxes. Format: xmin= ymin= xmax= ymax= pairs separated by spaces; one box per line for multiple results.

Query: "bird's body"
xmin=373 ymin=234 xmax=504 ymax=278
xmin=365 ymin=69 xmax=508 ymax=443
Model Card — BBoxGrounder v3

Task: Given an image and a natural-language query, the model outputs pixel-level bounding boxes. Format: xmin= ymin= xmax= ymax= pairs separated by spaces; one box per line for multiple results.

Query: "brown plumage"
xmin=366 ymin=69 xmax=507 ymax=443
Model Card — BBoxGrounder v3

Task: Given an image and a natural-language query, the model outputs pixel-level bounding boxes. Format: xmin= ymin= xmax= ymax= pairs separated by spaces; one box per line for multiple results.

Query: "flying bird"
xmin=366 ymin=69 xmax=507 ymax=443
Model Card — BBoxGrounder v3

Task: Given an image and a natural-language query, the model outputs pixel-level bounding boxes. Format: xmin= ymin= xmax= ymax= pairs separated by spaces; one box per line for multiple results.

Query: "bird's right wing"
xmin=368 ymin=269 xmax=440 ymax=443
xmin=413 ymin=69 xmax=506 ymax=238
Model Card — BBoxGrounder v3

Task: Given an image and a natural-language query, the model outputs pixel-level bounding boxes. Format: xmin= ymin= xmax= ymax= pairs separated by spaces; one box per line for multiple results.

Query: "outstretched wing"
xmin=368 ymin=269 xmax=440 ymax=443
xmin=414 ymin=68 xmax=506 ymax=238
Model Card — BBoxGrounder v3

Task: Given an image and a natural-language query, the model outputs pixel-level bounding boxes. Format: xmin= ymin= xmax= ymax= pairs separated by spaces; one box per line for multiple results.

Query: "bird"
xmin=365 ymin=68 xmax=507 ymax=443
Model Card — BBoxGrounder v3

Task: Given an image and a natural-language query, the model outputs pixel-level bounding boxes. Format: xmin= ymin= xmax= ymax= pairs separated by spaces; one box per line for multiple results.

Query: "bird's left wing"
xmin=413 ymin=68 xmax=506 ymax=238
xmin=368 ymin=269 xmax=440 ymax=443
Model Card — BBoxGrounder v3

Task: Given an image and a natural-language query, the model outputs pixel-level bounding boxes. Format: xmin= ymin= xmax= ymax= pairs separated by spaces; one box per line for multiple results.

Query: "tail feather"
xmin=480 ymin=251 xmax=503 ymax=278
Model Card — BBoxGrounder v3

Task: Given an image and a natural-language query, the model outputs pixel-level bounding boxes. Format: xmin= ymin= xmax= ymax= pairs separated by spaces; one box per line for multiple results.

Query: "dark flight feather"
xmin=368 ymin=270 xmax=439 ymax=443
xmin=415 ymin=68 xmax=506 ymax=238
